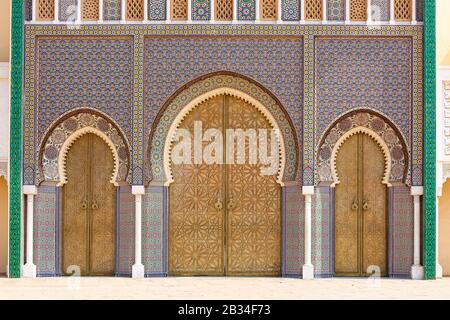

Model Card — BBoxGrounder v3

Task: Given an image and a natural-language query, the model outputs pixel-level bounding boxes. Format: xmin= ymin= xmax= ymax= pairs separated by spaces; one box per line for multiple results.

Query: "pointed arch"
xmin=147 ymin=72 xmax=299 ymax=184
xmin=163 ymin=88 xmax=285 ymax=186
xmin=58 ymin=127 xmax=119 ymax=187
xmin=331 ymin=127 xmax=392 ymax=187
xmin=39 ymin=110 xmax=131 ymax=185
xmin=317 ymin=110 xmax=409 ymax=185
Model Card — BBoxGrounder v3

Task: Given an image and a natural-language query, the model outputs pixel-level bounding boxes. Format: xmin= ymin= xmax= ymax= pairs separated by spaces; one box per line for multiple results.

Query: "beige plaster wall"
xmin=437 ymin=0 xmax=450 ymax=66
xmin=0 ymin=0 xmax=10 ymax=63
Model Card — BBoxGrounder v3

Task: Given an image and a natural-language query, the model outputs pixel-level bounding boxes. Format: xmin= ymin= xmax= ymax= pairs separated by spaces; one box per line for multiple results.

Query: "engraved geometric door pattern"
xmin=334 ymin=133 xmax=387 ymax=277
xmin=169 ymin=94 xmax=281 ymax=276
xmin=62 ymin=133 xmax=116 ymax=276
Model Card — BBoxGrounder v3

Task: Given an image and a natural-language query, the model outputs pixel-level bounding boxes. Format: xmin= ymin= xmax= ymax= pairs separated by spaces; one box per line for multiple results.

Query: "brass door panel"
xmin=334 ymin=134 xmax=359 ymax=275
xmin=361 ymin=134 xmax=387 ymax=276
xmin=169 ymin=95 xmax=281 ymax=276
xmin=62 ymin=133 xmax=115 ymax=276
xmin=334 ymin=133 xmax=387 ymax=277
xmin=62 ymin=134 xmax=90 ymax=275
xmin=226 ymin=96 xmax=281 ymax=276
xmin=89 ymin=134 xmax=116 ymax=275
xmin=169 ymin=96 xmax=225 ymax=275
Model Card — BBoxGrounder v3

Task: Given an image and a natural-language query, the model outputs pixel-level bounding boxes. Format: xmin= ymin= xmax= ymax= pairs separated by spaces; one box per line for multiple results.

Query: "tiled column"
xmin=132 ymin=186 xmax=145 ymax=278
xmin=302 ymin=186 xmax=314 ymax=279
xmin=23 ymin=185 xmax=38 ymax=278
xmin=411 ymin=186 xmax=424 ymax=280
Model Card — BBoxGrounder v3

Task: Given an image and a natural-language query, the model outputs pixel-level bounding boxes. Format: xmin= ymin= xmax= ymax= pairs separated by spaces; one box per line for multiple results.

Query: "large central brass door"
xmin=334 ymin=133 xmax=387 ymax=276
xmin=169 ymin=95 xmax=281 ymax=276
xmin=62 ymin=133 xmax=116 ymax=276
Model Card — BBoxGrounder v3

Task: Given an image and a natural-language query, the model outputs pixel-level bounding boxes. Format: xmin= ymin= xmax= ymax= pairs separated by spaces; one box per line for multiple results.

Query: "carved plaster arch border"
xmin=39 ymin=110 xmax=131 ymax=186
xmin=147 ymin=73 xmax=299 ymax=185
xmin=58 ymin=127 xmax=119 ymax=187
xmin=317 ymin=110 xmax=409 ymax=186
xmin=163 ymin=87 xmax=286 ymax=187
xmin=331 ymin=127 xmax=392 ymax=187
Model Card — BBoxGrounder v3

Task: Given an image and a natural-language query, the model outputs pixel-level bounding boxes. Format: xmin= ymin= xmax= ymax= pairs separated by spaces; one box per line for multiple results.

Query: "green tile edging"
xmin=8 ymin=0 xmax=23 ymax=278
xmin=423 ymin=0 xmax=436 ymax=280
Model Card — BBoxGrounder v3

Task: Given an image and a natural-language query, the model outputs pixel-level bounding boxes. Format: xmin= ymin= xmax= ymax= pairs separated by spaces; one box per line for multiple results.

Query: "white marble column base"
xmin=132 ymin=264 xmax=145 ymax=279
xmin=437 ymin=264 xmax=443 ymax=279
xmin=302 ymin=264 xmax=314 ymax=280
xmin=411 ymin=264 xmax=424 ymax=280
xmin=23 ymin=263 xmax=37 ymax=278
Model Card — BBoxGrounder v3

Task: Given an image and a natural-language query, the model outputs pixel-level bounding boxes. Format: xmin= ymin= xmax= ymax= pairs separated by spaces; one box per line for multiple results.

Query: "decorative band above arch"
xmin=39 ymin=111 xmax=130 ymax=185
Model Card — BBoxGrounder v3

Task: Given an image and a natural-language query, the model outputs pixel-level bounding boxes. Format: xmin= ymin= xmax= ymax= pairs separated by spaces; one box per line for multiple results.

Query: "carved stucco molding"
xmin=39 ymin=111 xmax=131 ymax=185
xmin=163 ymin=87 xmax=286 ymax=187
xmin=317 ymin=111 xmax=410 ymax=186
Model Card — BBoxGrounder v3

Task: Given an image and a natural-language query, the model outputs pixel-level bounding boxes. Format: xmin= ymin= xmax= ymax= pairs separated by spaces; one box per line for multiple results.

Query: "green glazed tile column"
xmin=8 ymin=0 xmax=24 ymax=278
xmin=423 ymin=0 xmax=436 ymax=280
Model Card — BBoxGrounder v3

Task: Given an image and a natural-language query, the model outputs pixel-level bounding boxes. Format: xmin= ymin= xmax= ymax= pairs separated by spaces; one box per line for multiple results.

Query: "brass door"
xmin=62 ymin=133 xmax=116 ymax=276
xmin=169 ymin=95 xmax=281 ymax=276
xmin=334 ymin=133 xmax=387 ymax=276
xmin=226 ymin=96 xmax=281 ymax=276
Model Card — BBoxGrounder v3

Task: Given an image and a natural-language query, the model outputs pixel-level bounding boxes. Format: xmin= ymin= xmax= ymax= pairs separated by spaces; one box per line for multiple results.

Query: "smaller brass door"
xmin=334 ymin=133 xmax=387 ymax=277
xmin=62 ymin=134 xmax=116 ymax=276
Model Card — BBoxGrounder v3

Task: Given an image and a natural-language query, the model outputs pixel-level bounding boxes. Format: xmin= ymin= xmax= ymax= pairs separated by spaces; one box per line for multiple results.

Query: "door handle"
xmin=227 ymin=198 xmax=235 ymax=210
xmin=81 ymin=200 xmax=88 ymax=210
xmin=92 ymin=200 xmax=99 ymax=210
xmin=362 ymin=200 xmax=369 ymax=211
xmin=351 ymin=200 xmax=358 ymax=211
xmin=214 ymin=198 xmax=223 ymax=210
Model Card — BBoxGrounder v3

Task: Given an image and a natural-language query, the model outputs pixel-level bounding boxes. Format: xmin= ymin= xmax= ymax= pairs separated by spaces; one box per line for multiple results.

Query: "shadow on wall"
xmin=0 ymin=177 xmax=7 ymax=275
